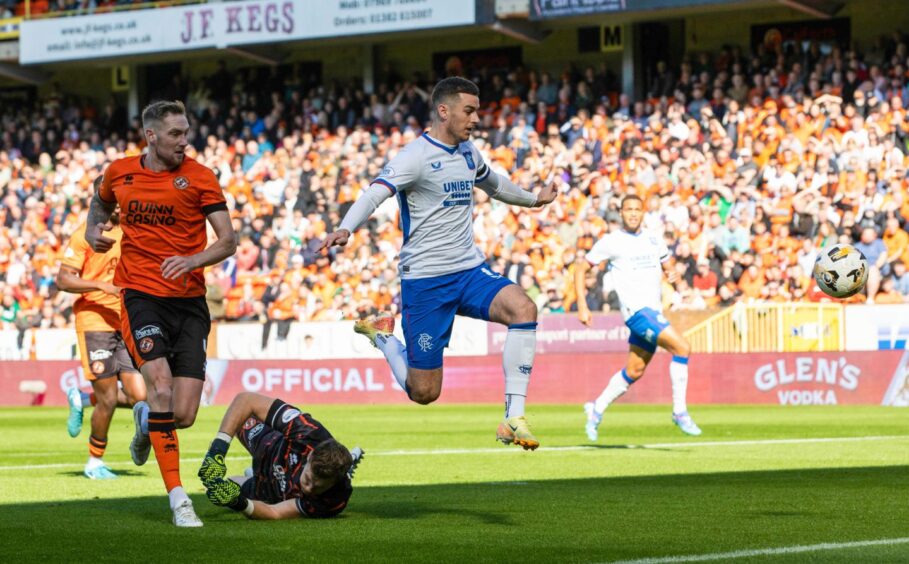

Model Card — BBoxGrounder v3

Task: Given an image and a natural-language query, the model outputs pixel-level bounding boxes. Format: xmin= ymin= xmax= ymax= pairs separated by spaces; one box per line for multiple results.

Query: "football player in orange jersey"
xmin=85 ymin=100 xmax=237 ymax=527
xmin=57 ymin=193 xmax=147 ymax=480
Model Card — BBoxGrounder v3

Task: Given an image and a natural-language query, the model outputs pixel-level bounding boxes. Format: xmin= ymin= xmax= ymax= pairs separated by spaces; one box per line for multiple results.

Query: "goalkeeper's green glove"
xmin=198 ymin=437 xmax=230 ymax=486
xmin=205 ymin=478 xmax=251 ymax=514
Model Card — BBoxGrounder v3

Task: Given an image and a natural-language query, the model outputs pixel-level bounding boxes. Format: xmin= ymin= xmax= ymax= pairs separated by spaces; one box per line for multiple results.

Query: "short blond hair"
xmin=141 ymin=100 xmax=186 ymax=131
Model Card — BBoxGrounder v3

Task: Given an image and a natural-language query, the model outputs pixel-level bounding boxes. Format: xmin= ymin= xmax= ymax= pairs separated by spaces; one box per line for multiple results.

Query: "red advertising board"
xmin=3 ymin=352 xmax=908 ymax=407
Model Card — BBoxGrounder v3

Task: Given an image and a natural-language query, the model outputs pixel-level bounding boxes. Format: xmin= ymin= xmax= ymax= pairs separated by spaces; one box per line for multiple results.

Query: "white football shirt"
xmin=586 ymin=229 xmax=670 ymax=320
xmin=372 ymin=133 xmax=491 ymax=279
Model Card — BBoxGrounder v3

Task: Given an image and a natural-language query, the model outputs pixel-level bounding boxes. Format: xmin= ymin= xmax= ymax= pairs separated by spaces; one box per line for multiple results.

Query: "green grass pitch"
xmin=0 ymin=404 xmax=907 ymax=563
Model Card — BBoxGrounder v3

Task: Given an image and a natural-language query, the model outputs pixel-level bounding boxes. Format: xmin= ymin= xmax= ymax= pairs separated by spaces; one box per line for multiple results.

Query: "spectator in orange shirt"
xmin=875 ymin=276 xmax=905 ymax=304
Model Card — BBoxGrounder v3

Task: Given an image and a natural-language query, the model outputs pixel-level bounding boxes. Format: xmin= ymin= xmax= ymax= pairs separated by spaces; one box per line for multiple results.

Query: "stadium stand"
xmin=2 ymin=30 xmax=909 ymax=333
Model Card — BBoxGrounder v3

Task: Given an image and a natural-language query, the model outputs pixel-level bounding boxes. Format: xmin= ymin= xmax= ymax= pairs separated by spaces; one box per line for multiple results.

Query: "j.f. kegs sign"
xmin=21 ymin=0 xmax=476 ymax=64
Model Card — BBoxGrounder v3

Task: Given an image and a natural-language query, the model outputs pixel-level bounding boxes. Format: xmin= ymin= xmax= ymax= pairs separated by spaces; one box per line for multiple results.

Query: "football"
xmin=813 ymin=243 xmax=869 ymax=298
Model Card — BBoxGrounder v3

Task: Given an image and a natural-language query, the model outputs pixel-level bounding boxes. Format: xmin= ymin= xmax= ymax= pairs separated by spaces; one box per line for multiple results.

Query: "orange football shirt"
xmin=99 ymin=155 xmax=227 ymax=298
xmin=60 ymin=222 xmax=122 ymax=332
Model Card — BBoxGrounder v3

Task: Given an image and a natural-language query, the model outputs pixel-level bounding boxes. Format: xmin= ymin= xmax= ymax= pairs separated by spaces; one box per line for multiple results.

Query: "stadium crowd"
xmin=3 ymin=32 xmax=909 ymax=338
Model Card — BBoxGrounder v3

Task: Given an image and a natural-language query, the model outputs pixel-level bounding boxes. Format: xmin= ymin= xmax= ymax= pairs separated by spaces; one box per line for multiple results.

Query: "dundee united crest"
xmin=173 ymin=176 xmax=190 ymax=190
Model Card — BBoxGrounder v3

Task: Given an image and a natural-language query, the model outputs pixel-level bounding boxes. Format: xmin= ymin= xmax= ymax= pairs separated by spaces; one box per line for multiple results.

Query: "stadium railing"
xmin=684 ymin=302 xmax=844 ymax=353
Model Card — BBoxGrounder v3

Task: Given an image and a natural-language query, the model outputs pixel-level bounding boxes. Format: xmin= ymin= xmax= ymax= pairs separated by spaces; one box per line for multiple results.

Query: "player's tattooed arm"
xmin=85 ymin=192 xmax=117 ymax=253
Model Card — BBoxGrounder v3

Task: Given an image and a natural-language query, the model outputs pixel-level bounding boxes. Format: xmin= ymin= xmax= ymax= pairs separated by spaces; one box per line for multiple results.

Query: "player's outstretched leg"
xmin=657 ymin=326 xmax=702 ymax=437
xmin=584 ymin=368 xmax=634 ymax=441
xmin=495 ymin=321 xmax=539 ymax=450
xmin=489 ymin=286 xmax=540 ymax=450
xmin=354 ymin=314 xmax=410 ymax=393
xmin=129 ymin=400 xmax=151 ymax=465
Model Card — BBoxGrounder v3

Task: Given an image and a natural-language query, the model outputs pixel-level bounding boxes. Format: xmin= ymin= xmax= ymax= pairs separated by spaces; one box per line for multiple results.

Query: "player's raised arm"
xmin=475 ymin=160 xmax=557 ymax=208
xmin=318 ymin=183 xmax=394 ymax=252
xmin=320 ymin=146 xmax=420 ymax=253
xmin=198 ymin=392 xmax=275 ymax=486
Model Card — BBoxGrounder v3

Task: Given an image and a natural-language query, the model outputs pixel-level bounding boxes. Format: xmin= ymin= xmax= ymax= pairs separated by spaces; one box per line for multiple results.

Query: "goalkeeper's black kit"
xmin=237 ymin=399 xmax=352 ymax=518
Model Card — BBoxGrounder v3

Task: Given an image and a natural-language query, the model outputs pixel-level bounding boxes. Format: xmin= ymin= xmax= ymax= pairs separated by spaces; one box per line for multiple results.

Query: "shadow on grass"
xmin=58 ymin=469 xmax=146 ymax=478
xmin=0 ymin=465 xmax=906 ymax=562
xmin=582 ymin=443 xmax=676 ymax=451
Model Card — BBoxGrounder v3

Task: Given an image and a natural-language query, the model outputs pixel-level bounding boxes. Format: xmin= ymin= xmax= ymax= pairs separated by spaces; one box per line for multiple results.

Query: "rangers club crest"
xmin=462 ymin=151 xmax=475 ymax=170
xmin=173 ymin=176 xmax=190 ymax=190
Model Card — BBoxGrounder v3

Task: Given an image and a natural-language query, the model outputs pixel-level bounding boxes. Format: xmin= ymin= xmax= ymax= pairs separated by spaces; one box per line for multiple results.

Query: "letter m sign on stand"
xmin=602 ymin=25 xmax=623 ymax=52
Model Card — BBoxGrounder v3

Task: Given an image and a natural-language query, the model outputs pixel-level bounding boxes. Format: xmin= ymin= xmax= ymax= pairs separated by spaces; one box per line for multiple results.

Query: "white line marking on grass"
xmin=367 ymin=435 xmax=909 ymax=456
xmin=605 ymin=537 xmax=909 ymax=563
xmin=1 ymin=435 xmax=906 ymax=470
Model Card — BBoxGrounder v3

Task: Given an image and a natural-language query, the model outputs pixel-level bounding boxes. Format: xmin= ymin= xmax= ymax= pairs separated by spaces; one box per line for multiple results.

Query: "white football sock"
xmin=594 ymin=369 xmax=633 ymax=414
xmin=375 ymin=333 xmax=409 ymax=391
xmin=85 ymin=456 xmax=104 ymax=470
xmin=168 ymin=486 xmax=189 ymax=510
xmin=503 ymin=323 xmax=537 ymax=418
xmin=670 ymin=356 xmax=689 ymax=415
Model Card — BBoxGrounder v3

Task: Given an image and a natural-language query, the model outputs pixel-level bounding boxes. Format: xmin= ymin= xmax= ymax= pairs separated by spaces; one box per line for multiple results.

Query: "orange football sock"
xmin=148 ymin=411 xmax=182 ymax=493
xmin=88 ymin=434 xmax=107 ymax=458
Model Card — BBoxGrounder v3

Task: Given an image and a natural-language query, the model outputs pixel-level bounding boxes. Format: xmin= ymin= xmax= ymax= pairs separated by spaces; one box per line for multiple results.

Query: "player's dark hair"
xmin=431 ymin=77 xmax=480 ymax=114
xmin=621 ymin=194 xmax=643 ymax=209
xmin=310 ymin=438 xmax=353 ymax=483
xmin=141 ymin=100 xmax=186 ymax=131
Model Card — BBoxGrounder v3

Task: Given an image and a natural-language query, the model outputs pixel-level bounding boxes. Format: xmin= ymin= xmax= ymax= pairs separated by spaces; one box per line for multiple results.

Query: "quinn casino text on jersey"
xmin=124 ymin=200 xmax=177 ymax=225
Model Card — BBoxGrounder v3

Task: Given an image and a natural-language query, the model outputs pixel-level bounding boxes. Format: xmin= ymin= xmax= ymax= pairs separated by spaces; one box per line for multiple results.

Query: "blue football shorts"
xmin=400 ymin=264 xmax=512 ymax=370
xmin=626 ymin=307 xmax=670 ymax=354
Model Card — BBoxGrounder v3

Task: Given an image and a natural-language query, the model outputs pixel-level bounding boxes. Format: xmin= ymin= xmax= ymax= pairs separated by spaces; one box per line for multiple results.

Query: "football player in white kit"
xmin=574 ymin=194 xmax=702 ymax=439
xmin=319 ymin=77 xmax=557 ymax=450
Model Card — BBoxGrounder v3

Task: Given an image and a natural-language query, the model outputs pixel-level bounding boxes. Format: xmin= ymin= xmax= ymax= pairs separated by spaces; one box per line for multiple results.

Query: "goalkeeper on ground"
xmin=198 ymin=392 xmax=363 ymax=519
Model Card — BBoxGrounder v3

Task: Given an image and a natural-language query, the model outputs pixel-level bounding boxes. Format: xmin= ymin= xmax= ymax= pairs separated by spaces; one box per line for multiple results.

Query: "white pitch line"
xmin=0 ymin=435 xmax=906 ymax=471
xmin=605 ymin=536 xmax=909 ymax=564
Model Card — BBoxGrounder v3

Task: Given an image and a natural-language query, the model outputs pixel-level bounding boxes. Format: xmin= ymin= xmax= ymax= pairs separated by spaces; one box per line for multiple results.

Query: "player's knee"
xmin=515 ymin=297 xmax=538 ymax=323
xmin=409 ymin=389 xmax=440 ymax=405
xmin=174 ymin=412 xmax=196 ymax=429
xmin=675 ymin=340 xmax=691 ymax=358
xmin=407 ymin=380 xmax=441 ymax=405
xmin=93 ymin=388 xmax=117 ymax=410
xmin=625 ymin=366 xmax=646 ymax=380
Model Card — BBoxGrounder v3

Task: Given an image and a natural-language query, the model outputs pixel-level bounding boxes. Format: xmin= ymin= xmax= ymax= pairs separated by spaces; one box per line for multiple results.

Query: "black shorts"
xmin=121 ymin=289 xmax=211 ymax=379
xmin=77 ymin=331 xmax=137 ymax=381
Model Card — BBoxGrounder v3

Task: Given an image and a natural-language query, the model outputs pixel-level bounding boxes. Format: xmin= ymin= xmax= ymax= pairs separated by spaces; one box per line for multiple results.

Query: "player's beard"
xmin=168 ymin=150 xmax=185 ymax=169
